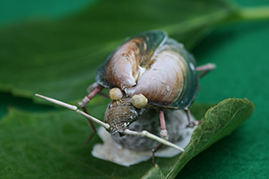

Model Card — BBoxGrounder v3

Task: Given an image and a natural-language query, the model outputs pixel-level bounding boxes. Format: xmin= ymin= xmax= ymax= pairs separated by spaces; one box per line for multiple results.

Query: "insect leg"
xmin=87 ymin=82 xmax=109 ymax=98
xmin=159 ymin=109 xmax=168 ymax=140
xmin=78 ymin=85 xmax=104 ymax=108
xmin=152 ymin=143 xmax=163 ymax=166
xmin=36 ymin=93 xmax=186 ymax=163
xmin=151 ymin=109 xmax=168 ymax=166
xmin=196 ymin=63 xmax=216 ymax=78
xmin=184 ymin=108 xmax=201 ymax=127
xmin=78 ymin=85 xmax=104 ymax=143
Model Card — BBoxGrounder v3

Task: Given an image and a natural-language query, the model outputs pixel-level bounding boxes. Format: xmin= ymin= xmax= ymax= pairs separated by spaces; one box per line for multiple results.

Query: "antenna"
xmin=35 ymin=94 xmax=184 ymax=152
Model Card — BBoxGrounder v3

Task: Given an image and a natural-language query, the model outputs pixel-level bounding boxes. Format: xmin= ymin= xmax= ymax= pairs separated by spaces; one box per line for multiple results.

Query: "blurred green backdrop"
xmin=0 ymin=0 xmax=269 ymax=178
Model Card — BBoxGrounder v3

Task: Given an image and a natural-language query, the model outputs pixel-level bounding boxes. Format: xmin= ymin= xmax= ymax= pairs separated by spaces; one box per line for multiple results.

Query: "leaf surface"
xmin=0 ymin=98 xmax=254 ymax=178
xmin=166 ymin=98 xmax=255 ymax=178
xmin=0 ymin=0 xmax=237 ymax=102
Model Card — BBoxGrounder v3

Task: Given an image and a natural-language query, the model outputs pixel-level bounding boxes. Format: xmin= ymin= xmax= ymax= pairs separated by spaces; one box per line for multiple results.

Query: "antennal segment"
xmin=124 ymin=129 xmax=185 ymax=152
xmin=35 ymin=94 xmax=110 ymax=130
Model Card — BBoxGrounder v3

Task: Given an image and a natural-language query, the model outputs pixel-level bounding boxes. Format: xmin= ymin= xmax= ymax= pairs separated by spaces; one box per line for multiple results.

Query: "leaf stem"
xmin=234 ymin=6 xmax=269 ymax=22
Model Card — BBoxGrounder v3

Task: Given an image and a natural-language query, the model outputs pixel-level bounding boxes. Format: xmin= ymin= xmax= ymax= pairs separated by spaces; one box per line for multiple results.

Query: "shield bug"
xmin=36 ymin=30 xmax=215 ymax=166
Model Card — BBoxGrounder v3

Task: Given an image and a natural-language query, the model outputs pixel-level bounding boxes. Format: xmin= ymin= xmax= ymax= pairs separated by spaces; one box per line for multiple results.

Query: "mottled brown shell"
xmin=104 ymin=98 xmax=144 ymax=134
xmin=96 ymin=31 xmax=198 ymax=109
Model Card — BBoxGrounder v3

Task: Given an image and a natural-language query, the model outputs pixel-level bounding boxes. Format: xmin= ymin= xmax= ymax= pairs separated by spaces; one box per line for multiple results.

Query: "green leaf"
xmin=0 ymin=0 xmax=238 ymax=102
xmin=0 ymin=98 xmax=254 ymax=178
xmin=167 ymin=98 xmax=255 ymax=178
xmin=142 ymin=165 xmax=165 ymax=179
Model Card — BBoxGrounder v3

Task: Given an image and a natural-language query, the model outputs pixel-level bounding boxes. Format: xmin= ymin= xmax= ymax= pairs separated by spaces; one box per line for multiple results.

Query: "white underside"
xmin=92 ymin=122 xmax=196 ymax=167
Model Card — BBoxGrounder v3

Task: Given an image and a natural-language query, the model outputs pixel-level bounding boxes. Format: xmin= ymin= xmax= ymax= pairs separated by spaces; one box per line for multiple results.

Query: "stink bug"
xmin=36 ymin=30 xmax=215 ymax=166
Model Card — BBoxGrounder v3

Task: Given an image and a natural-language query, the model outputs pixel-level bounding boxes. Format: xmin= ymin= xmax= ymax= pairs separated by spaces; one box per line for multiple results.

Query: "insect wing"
xmin=96 ymin=30 xmax=198 ymax=109
xmin=125 ymin=37 xmax=199 ymax=108
xmin=96 ymin=31 xmax=167 ymax=90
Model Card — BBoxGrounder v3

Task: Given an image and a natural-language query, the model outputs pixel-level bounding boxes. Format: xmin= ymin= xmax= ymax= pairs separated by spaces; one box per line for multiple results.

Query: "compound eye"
xmin=131 ymin=94 xmax=148 ymax=108
xmin=109 ymin=88 xmax=123 ymax=100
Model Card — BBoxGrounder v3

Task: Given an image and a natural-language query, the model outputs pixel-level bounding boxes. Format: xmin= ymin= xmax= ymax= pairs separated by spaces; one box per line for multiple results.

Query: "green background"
xmin=0 ymin=0 xmax=268 ymax=178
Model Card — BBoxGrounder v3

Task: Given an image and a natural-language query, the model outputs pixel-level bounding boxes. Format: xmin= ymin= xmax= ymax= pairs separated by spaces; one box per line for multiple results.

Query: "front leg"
xmin=78 ymin=84 xmax=104 ymax=143
xmin=87 ymin=82 xmax=109 ymax=98
xmin=184 ymin=107 xmax=201 ymax=127
xmin=159 ymin=109 xmax=169 ymax=140
xmin=152 ymin=109 xmax=168 ymax=166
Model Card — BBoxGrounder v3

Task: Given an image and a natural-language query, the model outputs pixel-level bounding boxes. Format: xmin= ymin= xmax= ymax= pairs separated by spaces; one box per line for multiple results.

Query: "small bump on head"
xmin=109 ymin=88 xmax=123 ymax=100
xmin=131 ymin=94 xmax=148 ymax=108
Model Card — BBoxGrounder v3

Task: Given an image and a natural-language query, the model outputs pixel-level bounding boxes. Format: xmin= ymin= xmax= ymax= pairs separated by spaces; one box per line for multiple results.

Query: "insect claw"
xmin=186 ymin=120 xmax=202 ymax=128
